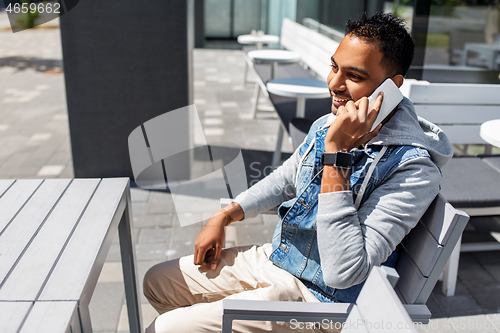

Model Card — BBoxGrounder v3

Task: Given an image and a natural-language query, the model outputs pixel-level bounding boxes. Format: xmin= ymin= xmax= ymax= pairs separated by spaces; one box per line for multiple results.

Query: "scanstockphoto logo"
xmin=128 ymin=105 xmax=248 ymax=227
xmin=4 ymin=0 xmax=80 ymax=33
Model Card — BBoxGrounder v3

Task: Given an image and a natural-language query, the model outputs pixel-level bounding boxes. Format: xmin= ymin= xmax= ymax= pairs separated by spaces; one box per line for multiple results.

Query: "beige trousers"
xmin=143 ymin=244 xmax=337 ymax=333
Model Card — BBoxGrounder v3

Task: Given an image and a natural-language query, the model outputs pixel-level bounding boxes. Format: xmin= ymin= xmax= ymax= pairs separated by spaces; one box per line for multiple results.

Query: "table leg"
xmin=118 ymin=190 xmax=143 ymax=333
xmin=78 ymin=302 xmax=93 ymax=333
xmin=296 ymin=98 xmax=306 ymax=118
xmin=243 ymin=61 xmax=249 ymax=85
xmin=271 ymin=62 xmax=278 ymax=79
xmin=460 ymin=47 xmax=469 ymax=67
xmin=256 ymin=42 xmax=263 ymax=50
xmin=70 ymin=303 xmax=84 ymax=333
xmin=272 ymin=123 xmax=285 ymax=168
xmin=251 ymin=84 xmax=261 ymax=119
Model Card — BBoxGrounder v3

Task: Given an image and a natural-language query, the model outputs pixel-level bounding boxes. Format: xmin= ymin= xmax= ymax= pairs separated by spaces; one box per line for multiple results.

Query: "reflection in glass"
xmin=425 ymin=0 xmax=500 ymax=70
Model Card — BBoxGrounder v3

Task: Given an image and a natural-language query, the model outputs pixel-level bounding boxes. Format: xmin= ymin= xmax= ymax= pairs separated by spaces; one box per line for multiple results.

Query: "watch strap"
xmin=321 ymin=152 xmax=352 ymax=168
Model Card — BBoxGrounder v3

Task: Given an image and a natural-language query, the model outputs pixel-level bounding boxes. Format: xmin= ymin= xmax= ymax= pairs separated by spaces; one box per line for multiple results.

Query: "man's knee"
xmin=143 ymin=260 xmax=183 ymax=313
xmin=143 ymin=262 xmax=163 ymax=300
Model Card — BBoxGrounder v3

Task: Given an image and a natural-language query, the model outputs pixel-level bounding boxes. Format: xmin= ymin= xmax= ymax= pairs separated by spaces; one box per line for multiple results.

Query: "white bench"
xmin=280 ymin=18 xmax=338 ymax=81
xmin=247 ymin=18 xmax=339 ymax=118
xmin=341 ymin=267 xmax=418 ymax=333
xmin=247 ymin=18 xmax=339 ymax=116
xmin=249 ymin=18 xmax=339 ymax=115
xmin=224 ymin=266 xmax=419 ymax=333
xmin=403 ymin=81 xmax=500 ymax=296
xmin=245 ymin=19 xmax=341 ymax=166
xmin=402 ymin=81 xmax=500 ymax=146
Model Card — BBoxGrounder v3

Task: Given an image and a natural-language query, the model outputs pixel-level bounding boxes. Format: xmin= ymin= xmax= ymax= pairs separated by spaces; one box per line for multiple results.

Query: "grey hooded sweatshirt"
xmin=234 ymin=97 xmax=453 ymax=290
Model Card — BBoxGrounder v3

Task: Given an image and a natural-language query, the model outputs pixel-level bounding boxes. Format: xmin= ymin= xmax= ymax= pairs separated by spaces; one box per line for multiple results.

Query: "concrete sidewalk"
xmin=0 ymin=16 xmax=499 ymax=332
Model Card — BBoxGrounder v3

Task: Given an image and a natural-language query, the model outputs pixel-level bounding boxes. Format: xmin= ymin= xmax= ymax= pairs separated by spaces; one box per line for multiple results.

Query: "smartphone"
xmin=367 ymin=78 xmax=404 ymax=131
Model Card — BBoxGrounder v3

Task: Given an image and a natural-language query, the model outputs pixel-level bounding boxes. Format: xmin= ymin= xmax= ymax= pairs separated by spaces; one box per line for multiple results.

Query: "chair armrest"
xmin=223 ymin=299 xmax=352 ymax=323
xmin=221 ymin=300 xmax=431 ymax=333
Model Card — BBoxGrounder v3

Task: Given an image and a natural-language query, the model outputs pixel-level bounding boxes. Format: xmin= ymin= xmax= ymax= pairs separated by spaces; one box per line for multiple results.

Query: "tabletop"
xmin=237 ymin=34 xmax=280 ymax=45
xmin=247 ymin=49 xmax=300 ymax=63
xmin=266 ymin=78 xmax=330 ymax=99
xmin=480 ymin=119 xmax=500 ymax=148
xmin=0 ymin=178 xmax=141 ymax=333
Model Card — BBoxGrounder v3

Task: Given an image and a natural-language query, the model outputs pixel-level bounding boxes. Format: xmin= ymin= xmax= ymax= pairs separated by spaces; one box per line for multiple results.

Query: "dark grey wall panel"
xmin=60 ymin=1 xmax=192 ymax=178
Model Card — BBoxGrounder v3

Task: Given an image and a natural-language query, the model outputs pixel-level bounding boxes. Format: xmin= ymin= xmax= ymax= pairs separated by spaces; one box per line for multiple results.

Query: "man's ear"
xmin=391 ymin=74 xmax=404 ymax=88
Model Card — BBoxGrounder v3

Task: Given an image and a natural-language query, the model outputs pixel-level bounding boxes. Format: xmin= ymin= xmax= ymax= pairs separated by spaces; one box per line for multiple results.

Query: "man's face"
xmin=327 ymin=33 xmax=389 ymax=115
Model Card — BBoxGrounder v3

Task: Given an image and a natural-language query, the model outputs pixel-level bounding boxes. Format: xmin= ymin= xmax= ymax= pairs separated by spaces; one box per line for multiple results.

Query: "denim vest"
xmin=269 ymin=116 xmax=431 ymax=303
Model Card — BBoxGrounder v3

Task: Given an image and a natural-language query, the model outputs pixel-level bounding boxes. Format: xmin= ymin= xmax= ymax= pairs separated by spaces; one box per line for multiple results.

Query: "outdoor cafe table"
xmin=480 ymin=119 xmax=500 ymax=148
xmin=266 ymin=78 xmax=330 ymax=118
xmin=0 ymin=178 xmax=141 ymax=333
xmin=266 ymin=78 xmax=330 ymax=167
xmin=247 ymin=49 xmax=300 ymax=79
xmin=237 ymin=33 xmax=279 ymax=50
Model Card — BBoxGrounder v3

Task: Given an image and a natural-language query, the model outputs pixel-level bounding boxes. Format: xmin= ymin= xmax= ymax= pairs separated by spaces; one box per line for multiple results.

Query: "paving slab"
xmin=138 ymin=227 xmax=172 ymax=245
xmin=444 ymin=314 xmax=500 ymax=333
xmin=133 ymin=213 xmax=173 ymax=228
xmin=466 ymin=285 xmax=500 ymax=312
xmin=434 ymin=280 xmax=483 ymax=316
xmin=88 ymin=282 xmax=125 ymax=332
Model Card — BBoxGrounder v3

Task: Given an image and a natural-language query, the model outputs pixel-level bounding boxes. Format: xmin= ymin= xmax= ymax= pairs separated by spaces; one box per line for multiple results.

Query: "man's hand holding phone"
xmin=325 ymin=78 xmax=403 ymax=153
xmin=325 ymin=92 xmax=384 ymax=153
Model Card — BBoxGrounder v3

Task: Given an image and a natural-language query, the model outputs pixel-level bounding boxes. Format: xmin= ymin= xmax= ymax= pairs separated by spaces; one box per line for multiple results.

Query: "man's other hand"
xmin=193 ymin=202 xmax=244 ymax=270
xmin=194 ymin=213 xmax=226 ymax=270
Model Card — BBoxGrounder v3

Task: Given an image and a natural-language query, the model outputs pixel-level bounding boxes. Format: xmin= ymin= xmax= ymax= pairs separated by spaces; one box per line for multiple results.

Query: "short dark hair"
xmin=345 ymin=12 xmax=414 ymax=77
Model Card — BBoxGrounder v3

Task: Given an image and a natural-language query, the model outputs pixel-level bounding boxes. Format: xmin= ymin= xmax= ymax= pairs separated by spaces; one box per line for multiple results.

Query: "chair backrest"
xmin=395 ymin=193 xmax=469 ymax=304
xmin=280 ymin=18 xmax=339 ymax=80
xmin=289 ymin=118 xmax=314 ymax=150
xmin=403 ymin=82 xmax=500 ymax=144
xmin=342 ymin=266 xmax=418 ymax=333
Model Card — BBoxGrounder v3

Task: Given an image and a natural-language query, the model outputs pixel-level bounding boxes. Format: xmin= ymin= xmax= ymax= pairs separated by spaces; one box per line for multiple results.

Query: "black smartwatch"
xmin=321 ymin=152 xmax=352 ymax=169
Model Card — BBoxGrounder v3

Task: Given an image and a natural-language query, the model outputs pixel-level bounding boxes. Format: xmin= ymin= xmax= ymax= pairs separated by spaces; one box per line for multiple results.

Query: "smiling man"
xmin=143 ymin=13 xmax=453 ymax=333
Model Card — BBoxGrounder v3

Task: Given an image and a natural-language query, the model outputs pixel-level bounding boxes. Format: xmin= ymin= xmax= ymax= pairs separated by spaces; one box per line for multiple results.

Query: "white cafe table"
xmin=266 ymin=78 xmax=330 ymax=167
xmin=248 ymin=49 xmax=300 ymax=79
xmin=267 ymin=78 xmax=330 ymax=118
xmin=480 ymin=119 xmax=500 ymax=148
xmin=237 ymin=34 xmax=279 ymax=50
xmin=0 ymin=178 xmax=141 ymax=333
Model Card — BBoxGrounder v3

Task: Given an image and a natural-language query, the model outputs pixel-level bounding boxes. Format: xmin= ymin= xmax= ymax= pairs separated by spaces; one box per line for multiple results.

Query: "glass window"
xmin=205 ymin=0 xmax=232 ymax=38
xmin=419 ymin=0 xmax=500 ymax=83
xmin=233 ymin=0 xmax=262 ymax=36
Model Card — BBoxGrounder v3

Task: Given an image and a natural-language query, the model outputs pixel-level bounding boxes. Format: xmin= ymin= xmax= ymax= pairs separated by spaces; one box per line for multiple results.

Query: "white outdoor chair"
xmin=220 ymin=193 xmax=469 ymax=332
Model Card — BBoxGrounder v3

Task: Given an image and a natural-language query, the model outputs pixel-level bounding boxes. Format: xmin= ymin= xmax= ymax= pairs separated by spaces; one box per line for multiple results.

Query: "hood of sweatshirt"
xmin=365 ymin=97 xmax=453 ymax=168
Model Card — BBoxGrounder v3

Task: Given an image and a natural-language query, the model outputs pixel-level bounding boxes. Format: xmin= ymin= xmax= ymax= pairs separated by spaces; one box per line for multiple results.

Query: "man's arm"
xmin=194 ymin=139 xmax=303 ymax=269
xmin=316 ymin=156 xmax=441 ymax=289
xmin=232 ymin=143 xmax=302 ymax=218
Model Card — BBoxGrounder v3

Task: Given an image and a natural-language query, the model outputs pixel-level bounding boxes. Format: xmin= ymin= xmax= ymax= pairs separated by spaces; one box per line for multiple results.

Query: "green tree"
xmin=392 ymin=0 xmax=412 ymax=17
xmin=16 ymin=0 xmax=40 ymax=30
